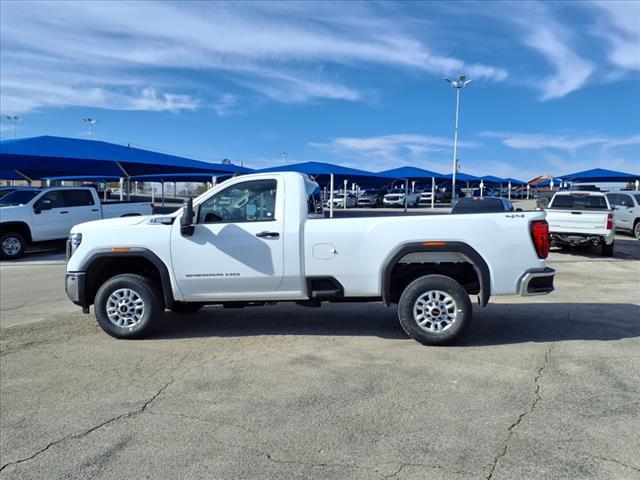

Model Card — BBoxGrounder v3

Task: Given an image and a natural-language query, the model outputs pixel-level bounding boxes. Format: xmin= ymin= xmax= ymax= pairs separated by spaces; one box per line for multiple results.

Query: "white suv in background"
xmin=606 ymin=191 xmax=640 ymax=239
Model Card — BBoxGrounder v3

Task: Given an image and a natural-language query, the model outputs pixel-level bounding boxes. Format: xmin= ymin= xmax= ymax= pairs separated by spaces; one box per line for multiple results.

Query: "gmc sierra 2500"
xmin=65 ymin=172 xmax=555 ymax=345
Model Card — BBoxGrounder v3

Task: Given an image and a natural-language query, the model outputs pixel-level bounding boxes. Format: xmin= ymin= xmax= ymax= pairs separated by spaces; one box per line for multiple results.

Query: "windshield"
xmin=0 ymin=190 xmax=39 ymax=205
xmin=635 ymin=194 xmax=640 ymax=204
xmin=550 ymin=194 xmax=608 ymax=210
xmin=452 ymin=198 xmax=507 ymax=214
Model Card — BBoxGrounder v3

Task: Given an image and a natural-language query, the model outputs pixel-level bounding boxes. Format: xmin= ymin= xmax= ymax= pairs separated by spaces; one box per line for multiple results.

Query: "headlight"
xmin=67 ymin=233 xmax=82 ymax=259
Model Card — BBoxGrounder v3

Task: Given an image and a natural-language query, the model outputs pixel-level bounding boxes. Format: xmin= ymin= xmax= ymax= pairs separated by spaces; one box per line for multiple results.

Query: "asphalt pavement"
xmin=1 ymin=235 xmax=639 ymax=479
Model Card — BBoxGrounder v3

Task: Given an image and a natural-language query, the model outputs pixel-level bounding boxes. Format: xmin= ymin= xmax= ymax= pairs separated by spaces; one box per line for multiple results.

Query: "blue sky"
xmin=1 ymin=0 xmax=639 ymax=180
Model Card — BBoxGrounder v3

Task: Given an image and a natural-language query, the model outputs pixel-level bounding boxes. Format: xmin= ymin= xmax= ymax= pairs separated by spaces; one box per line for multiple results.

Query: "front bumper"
xmin=65 ymin=272 xmax=89 ymax=309
xmin=519 ymin=267 xmax=556 ymax=296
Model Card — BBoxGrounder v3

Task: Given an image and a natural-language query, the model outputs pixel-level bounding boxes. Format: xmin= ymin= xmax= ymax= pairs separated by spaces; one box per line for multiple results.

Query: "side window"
xmin=307 ymin=186 xmax=323 ymax=215
xmin=198 ymin=179 xmax=277 ymax=223
xmin=38 ymin=191 xmax=64 ymax=209
xmin=606 ymin=194 xmax=619 ymax=206
xmin=63 ymin=190 xmax=95 ymax=207
xmin=618 ymin=195 xmax=633 ymax=208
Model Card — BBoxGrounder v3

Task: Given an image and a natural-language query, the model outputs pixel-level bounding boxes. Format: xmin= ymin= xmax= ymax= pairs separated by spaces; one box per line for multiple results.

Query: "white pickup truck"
xmin=545 ymin=191 xmax=614 ymax=256
xmin=65 ymin=172 xmax=555 ymax=346
xmin=0 ymin=186 xmax=152 ymax=259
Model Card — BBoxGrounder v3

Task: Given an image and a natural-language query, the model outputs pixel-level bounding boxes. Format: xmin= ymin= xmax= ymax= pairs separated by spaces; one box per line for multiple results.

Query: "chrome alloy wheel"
xmin=106 ymin=288 xmax=145 ymax=328
xmin=2 ymin=236 xmax=22 ymax=257
xmin=413 ymin=290 xmax=458 ymax=334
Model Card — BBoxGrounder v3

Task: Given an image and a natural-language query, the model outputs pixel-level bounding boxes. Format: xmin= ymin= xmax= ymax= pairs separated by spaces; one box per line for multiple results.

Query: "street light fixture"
xmin=445 ymin=75 xmax=471 ymax=202
xmin=4 ymin=115 xmax=22 ymax=139
xmin=83 ymin=117 xmax=99 ymax=140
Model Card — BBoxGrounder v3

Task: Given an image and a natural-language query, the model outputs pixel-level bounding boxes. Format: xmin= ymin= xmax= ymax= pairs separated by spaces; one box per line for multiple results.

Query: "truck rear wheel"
xmin=1 ymin=232 xmax=26 ymax=260
xmin=94 ymin=274 xmax=163 ymax=339
xmin=601 ymin=241 xmax=614 ymax=257
xmin=397 ymin=274 xmax=472 ymax=346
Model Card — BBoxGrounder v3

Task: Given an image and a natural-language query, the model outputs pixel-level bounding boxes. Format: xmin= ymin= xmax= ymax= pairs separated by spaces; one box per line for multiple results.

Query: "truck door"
xmin=170 ymin=178 xmax=285 ymax=299
xmin=61 ymin=189 xmax=102 ymax=226
xmin=31 ymin=190 xmax=67 ymax=240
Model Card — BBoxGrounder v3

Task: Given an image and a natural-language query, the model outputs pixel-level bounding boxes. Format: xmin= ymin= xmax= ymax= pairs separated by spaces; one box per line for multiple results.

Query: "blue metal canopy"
xmin=260 ymin=161 xmax=395 ymax=185
xmin=503 ymin=177 xmax=526 ymax=186
xmin=558 ymin=168 xmax=640 ymax=183
xmin=377 ymin=166 xmax=447 ymax=181
xmin=0 ymin=136 xmax=251 ymax=181
xmin=444 ymin=172 xmax=481 ymax=183
xmin=480 ymin=175 xmax=506 ymax=184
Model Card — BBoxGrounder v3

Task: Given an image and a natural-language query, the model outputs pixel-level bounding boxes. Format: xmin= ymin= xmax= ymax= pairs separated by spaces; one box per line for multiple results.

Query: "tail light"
xmin=530 ymin=220 xmax=549 ymax=259
xmin=606 ymin=213 xmax=613 ymax=230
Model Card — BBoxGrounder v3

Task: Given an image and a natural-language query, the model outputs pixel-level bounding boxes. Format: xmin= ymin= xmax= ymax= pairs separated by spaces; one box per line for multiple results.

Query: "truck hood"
xmin=71 ymin=215 xmax=152 ymax=233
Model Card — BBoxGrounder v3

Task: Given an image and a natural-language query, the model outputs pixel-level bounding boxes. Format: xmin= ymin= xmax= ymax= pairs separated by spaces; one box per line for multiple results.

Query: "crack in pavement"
xmin=0 ymin=378 xmax=174 ymax=473
xmin=485 ymin=343 xmax=555 ymax=480
xmin=263 ymin=454 xmax=476 ymax=479
xmin=0 ymin=353 xmax=193 ymax=474
xmin=580 ymin=452 xmax=640 ymax=474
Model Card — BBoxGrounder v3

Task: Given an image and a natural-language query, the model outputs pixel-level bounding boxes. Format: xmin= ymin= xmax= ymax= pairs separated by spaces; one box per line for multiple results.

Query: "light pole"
xmin=83 ymin=117 xmax=99 ymax=140
xmin=445 ymin=75 xmax=472 ymax=203
xmin=280 ymin=151 xmax=288 ymax=163
xmin=4 ymin=115 xmax=21 ymax=139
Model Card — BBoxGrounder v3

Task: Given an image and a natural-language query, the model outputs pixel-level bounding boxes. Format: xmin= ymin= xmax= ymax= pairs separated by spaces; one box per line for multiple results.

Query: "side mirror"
xmin=180 ymin=198 xmax=195 ymax=236
xmin=34 ymin=199 xmax=52 ymax=214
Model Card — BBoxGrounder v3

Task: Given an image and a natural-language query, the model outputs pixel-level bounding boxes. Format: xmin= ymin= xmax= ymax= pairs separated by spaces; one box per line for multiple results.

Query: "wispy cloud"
xmin=0 ymin=1 xmax=507 ymax=113
xmin=212 ymin=94 xmax=238 ymax=117
xmin=481 ymin=131 xmax=640 ymax=154
xmin=310 ymin=133 xmax=471 ymax=160
xmin=590 ymin=1 xmax=640 ymax=72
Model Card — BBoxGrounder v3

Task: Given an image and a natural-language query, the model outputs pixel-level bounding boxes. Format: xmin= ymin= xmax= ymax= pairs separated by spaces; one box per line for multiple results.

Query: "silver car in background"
xmin=606 ymin=191 xmax=640 ymax=239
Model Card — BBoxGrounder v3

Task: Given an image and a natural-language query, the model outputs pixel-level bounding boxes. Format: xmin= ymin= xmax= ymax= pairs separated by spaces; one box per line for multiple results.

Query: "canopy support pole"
xmin=411 ymin=180 xmax=415 ymax=193
xmin=508 ymin=182 xmax=512 ymax=201
xmin=527 ymin=184 xmax=530 ymax=199
xmin=114 ymin=161 xmax=131 ymax=201
xmin=161 ymin=181 xmax=165 ymax=207
xmin=343 ymin=179 xmax=348 ymax=209
xmin=480 ymin=180 xmax=484 ymax=198
xmin=431 ymin=177 xmax=435 ymax=209
xmin=212 ymin=176 xmax=217 ymax=188
xmin=174 ymin=182 xmax=177 ymax=198
xmin=329 ymin=174 xmax=334 ymax=218
xmin=635 ymin=180 xmax=639 ymax=191
xmin=404 ymin=179 xmax=408 ymax=213
xmin=119 ymin=178 xmax=124 ymax=201
xmin=13 ymin=169 xmax=33 ymax=184
xmin=103 ymin=187 xmax=107 ymax=201
xmin=151 ymin=183 xmax=155 ymax=203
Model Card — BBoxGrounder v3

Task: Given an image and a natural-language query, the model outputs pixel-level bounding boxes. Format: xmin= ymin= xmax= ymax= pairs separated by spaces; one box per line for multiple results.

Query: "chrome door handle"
xmin=59 ymin=211 xmax=69 ymax=214
xmin=256 ymin=231 xmax=279 ymax=238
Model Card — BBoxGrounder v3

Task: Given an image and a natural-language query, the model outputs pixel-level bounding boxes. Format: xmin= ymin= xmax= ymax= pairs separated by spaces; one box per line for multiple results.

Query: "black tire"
xmin=397 ymin=274 xmax=472 ymax=346
xmin=601 ymin=241 xmax=614 ymax=257
xmin=94 ymin=274 xmax=163 ymax=339
xmin=0 ymin=232 xmax=26 ymax=260
xmin=634 ymin=221 xmax=640 ymax=240
xmin=169 ymin=302 xmax=203 ymax=314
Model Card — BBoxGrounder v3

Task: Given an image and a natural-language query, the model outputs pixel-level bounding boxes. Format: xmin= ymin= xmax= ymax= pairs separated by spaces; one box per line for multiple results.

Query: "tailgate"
xmin=546 ymin=210 xmax=609 ymax=234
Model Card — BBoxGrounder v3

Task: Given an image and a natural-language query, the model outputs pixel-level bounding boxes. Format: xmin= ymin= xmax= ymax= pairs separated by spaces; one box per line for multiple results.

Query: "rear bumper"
xmin=519 ymin=267 xmax=556 ymax=296
xmin=550 ymin=232 xmax=614 ymax=246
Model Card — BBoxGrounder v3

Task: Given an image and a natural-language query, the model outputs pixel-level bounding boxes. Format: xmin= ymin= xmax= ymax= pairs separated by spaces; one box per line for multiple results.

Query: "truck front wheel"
xmin=397 ymin=274 xmax=472 ymax=346
xmin=0 ymin=232 xmax=26 ymax=260
xmin=94 ymin=274 xmax=163 ymax=339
